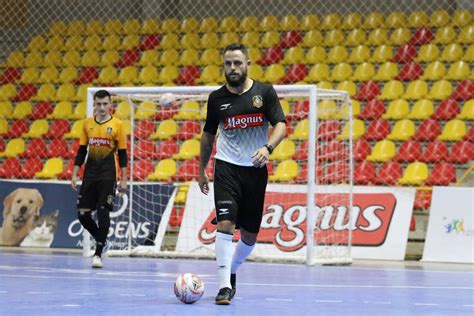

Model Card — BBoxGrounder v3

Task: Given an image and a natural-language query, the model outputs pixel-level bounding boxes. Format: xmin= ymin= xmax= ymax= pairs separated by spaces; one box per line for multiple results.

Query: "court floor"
xmin=0 ymin=250 xmax=472 ymax=315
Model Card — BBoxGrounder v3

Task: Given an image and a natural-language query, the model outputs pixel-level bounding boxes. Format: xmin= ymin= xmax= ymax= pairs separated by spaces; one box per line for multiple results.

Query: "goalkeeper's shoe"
xmin=215 ymin=287 xmax=233 ymax=305
xmin=230 ymin=273 xmax=236 ymax=299
xmin=210 ymin=217 xmax=240 ymax=229
xmin=92 ymin=255 xmax=103 ymax=268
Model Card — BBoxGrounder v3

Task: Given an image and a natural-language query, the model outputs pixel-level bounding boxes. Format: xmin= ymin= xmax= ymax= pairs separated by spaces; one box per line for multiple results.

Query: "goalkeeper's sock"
xmin=78 ymin=211 xmax=98 ymax=240
xmin=215 ymin=231 xmax=233 ymax=289
xmin=231 ymin=239 xmax=255 ymax=274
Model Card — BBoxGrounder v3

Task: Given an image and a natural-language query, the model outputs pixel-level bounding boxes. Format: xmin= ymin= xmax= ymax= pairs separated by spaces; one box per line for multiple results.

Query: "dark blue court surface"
xmin=0 ymin=251 xmax=472 ymax=315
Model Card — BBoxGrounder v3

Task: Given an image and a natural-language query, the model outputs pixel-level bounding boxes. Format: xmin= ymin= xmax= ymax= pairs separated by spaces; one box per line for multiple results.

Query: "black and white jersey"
xmin=203 ymin=81 xmax=286 ymax=167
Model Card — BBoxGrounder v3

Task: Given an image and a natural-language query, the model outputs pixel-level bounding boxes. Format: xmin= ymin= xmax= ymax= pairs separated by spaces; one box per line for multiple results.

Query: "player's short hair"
xmin=94 ymin=89 xmax=111 ymax=101
xmin=223 ymin=43 xmax=248 ymax=58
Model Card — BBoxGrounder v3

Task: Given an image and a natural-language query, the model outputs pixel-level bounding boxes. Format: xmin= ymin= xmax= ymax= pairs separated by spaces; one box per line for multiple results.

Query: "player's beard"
xmin=225 ymin=69 xmax=247 ymax=87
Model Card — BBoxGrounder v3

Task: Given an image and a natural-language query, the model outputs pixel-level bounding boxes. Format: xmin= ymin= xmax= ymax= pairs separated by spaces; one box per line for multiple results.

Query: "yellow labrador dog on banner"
xmin=0 ymin=188 xmax=44 ymax=246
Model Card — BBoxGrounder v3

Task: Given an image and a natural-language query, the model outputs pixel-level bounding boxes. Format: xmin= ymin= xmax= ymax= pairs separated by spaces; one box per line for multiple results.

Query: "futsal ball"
xmin=174 ymin=273 xmax=205 ymax=304
xmin=159 ymin=92 xmax=176 ymax=106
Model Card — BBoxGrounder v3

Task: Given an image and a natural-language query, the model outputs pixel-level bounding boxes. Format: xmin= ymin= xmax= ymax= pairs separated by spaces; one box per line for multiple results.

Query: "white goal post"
xmin=85 ymin=85 xmax=353 ymax=265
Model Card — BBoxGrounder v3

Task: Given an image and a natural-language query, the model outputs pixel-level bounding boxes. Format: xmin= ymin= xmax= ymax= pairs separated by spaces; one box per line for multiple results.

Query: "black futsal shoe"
xmin=215 ymin=287 xmax=233 ymax=305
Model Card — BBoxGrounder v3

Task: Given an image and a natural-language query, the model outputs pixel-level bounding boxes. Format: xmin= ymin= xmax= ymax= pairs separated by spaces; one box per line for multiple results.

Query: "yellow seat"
xmin=138 ymin=66 xmax=159 ymax=84
xmin=430 ymin=10 xmax=450 ymax=27
xmin=0 ymin=85 xmax=16 ymax=101
xmin=352 ymin=62 xmax=375 ymax=81
xmin=371 ymin=45 xmax=393 ymax=63
xmin=180 ymin=33 xmax=199 ymax=49
xmin=239 ymin=16 xmax=259 ymax=32
xmin=173 ymin=139 xmax=200 ymax=160
xmin=248 ymin=65 xmax=264 ymax=81
xmin=457 ymin=25 xmax=474 ymax=44
xmin=123 ymin=19 xmax=141 ymax=35
xmin=199 ymin=32 xmax=219 ymax=49
xmin=115 ymin=101 xmax=131 ymax=120
xmin=268 ymin=160 xmax=298 ymax=182
xmin=59 ymin=67 xmax=78 ymax=83
xmin=337 ymin=119 xmax=365 ymax=140
xmin=83 ymin=35 xmax=102 ymax=50
xmin=367 ymin=140 xmax=396 ymax=162
xmin=150 ymin=119 xmax=177 ymax=140
xmin=20 ymin=67 xmax=39 ymax=83
xmin=301 ymin=30 xmax=323 ymax=47
xmin=174 ymin=101 xmax=201 ymax=120
xmin=118 ymin=67 xmax=138 ymax=84
xmin=379 ymin=80 xmax=404 ymax=100
xmin=142 ymin=19 xmax=160 ymax=34
xmin=335 ymin=99 xmax=361 ymax=119
xmin=364 ymin=12 xmax=385 ymax=29
xmin=23 ymin=119 xmax=49 ymax=138
xmin=33 ymin=84 xmax=56 ymax=101
xmin=74 ymin=84 xmax=91 ymax=101
xmin=289 ymin=119 xmax=308 ymax=140
xmin=280 ymin=100 xmax=290 ymax=116
xmin=261 ymin=31 xmax=280 ymax=48
xmin=398 ymin=162 xmax=429 ymax=186
xmin=382 ymin=99 xmax=409 ymax=120
xmin=55 ymin=84 xmax=76 ymax=101
xmin=319 ymin=100 xmax=338 ymax=120
xmin=0 ymin=101 xmax=13 ymax=117
xmin=263 ymin=64 xmax=285 ymax=83
xmin=387 ymin=119 xmax=415 ymax=141
xmin=101 ymin=35 xmax=120 ymax=51
xmin=5 ymin=51 xmax=24 ymax=67
xmin=100 ymin=50 xmax=120 ymax=67
xmin=367 ymin=28 xmax=389 ymax=46
xmin=260 ymin=15 xmax=279 ymax=32
xmin=39 ymin=67 xmax=59 ymax=83
xmin=437 ymin=119 xmax=467 ymax=141
xmin=35 ymin=158 xmax=64 ymax=179
xmin=427 ymin=80 xmax=452 ymax=100
xmin=451 ymin=9 xmax=472 ymax=27
xmin=327 ymin=46 xmax=348 ymax=64
xmin=416 ymin=44 xmax=440 ymax=63
xmin=330 ymin=63 xmax=352 ymax=82
xmin=48 ymin=101 xmax=73 ymax=119
xmin=135 ymin=101 xmax=156 ymax=120
xmin=348 ymin=45 xmax=371 ymax=63
xmin=440 ymin=43 xmax=463 ymax=62
xmin=71 ymin=102 xmax=86 ymax=119
xmin=336 ymin=81 xmax=357 ymax=97
xmin=159 ymin=18 xmax=179 ymax=33
xmin=81 ymin=50 xmax=100 ymax=67
xmin=104 ymin=19 xmax=122 ymax=34
xmin=220 ymin=32 xmax=240 ymax=48
xmin=65 ymin=35 xmax=83 ymax=51
xmin=241 ymin=32 xmax=260 ymax=48
xmin=148 ymin=159 xmax=177 ymax=181
xmin=305 ymin=47 xmax=326 ymax=64
xmin=178 ymin=49 xmax=199 ymax=65
xmin=46 ymin=36 xmax=63 ymax=51
xmin=457 ymin=100 xmax=474 ymax=120
xmin=283 ymin=47 xmax=305 ymax=64
xmin=159 ymin=49 xmax=179 ymax=66
xmin=342 ymin=13 xmax=363 ymax=29
xmin=97 ymin=67 xmax=118 ymax=84
xmin=407 ymin=11 xmax=429 ymax=28
xmin=67 ymin=20 xmax=86 ymax=36
xmin=43 ymin=51 xmax=62 ymax=66
xmin=160 ymin=33 xmax=179 ymax=50
xmin=197 ymin=65 xmax=221 ymax=84
xmin=219 ymin=16 xmax=239 ymax=32
xmin=446 ymin=61 xmax=470 ymax=80
xmin=49 ymin=21 xmax=67 ymax=36
xmin=281 ymin=15 xmax=300 ymax=31
xmin=317 ymin=81 xmax=333 ymax=89
xmin=304 ymin=63 xmax=329 ymax=82
xmin=0 ymin=138 xmax=25 ymax=157
xmin=321 ymin=13 xmax=341 ymax=30
xmin=301 ymin=15 xmax=320 ymax=30
xmin=139 ymin=50 xmax=159 ymax=66
xmin=463 ymin=44 xmax=474 ymax=62
xmin=0 ymin=118 xmax=7 ymax=134
xmin=200 ymin=48 xmax=221 ymax=66
xmin=24 ymin=52 xmax=43 ymax=67
xmin=199 ymin=17 xmax=218 ymax=33
xmin=158 ymin=66 xmax=179 ymax=84
xmin=433 ymin=26 xmax=456 ymax=45
xmin=86 ymin=20 xmax=103 ymax=35
xmin=386 ymin=11 xmax=406 ymax=29
xmin=407 ymin=99 xmax=434 ymax=120
xmin=345 ymin=29 xmax=366 ymax=47
xmin=421 ymin=61 xmax=446 ymax=81
xmin=390 ymin=28 xmax=411 ymax=45
xmin=62 ymin=51 xmax=81 ymax=67
xmin=324 ymin=30 xmax=344 ymax=46
xmin=269 ymin=139 xmax=296 ymax=161
xmin=27 ymin=36 xmax=46 ymax=52
xmin=403 ymin=80 xmax=428 ymax=100
xmin=121 ymin=35 xmax=140 ymax=50
xmin=122 ymin=120 xmax=131 ymax=138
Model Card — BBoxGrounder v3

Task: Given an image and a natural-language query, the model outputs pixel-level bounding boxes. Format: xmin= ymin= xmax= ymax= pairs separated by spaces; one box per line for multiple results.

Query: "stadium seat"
xmin=457 ymin=99 xmax=474 ymax=120
xmin=58 ymin=67 xmax=78 ymax=83
xmin=174 ymin=65 xmax=200 ymax=85
xmin=176 ymin=120 xmax=201 ymax=140
xmin=172 ymin=159 xmax=200 ymax=182
xmin=427 ymin=80 xmax=452 ymax=100
xmin=371 ymin=44 xmax=393 ymax=63
xmin=67 ymin=20 xmax=86 ymax=36
xmin=421 ymin=61 xmax=446 ymax=81
xmin=318 ymin=100 xmax=338 ymax=120
xmin=83 ymin=34 xmax=102 ymax=50
xmin=180 ymin=17 xmax=199 ymax=33
xmin=132 ymin=101 xmax=155 ymax=120
xmin=382 ymin=99 xmax=409 ymax=120
xmin=139 ymin=50 xmax=159 ymax=66
xmin=395 ymin=62 xmax=423 ymax=81
xmin=38 ymin=67 xmax=59 ymax=83
xmin=279 ymin=31 xmax=302 ymax=48
xmin=0 ymin=67 xmax=21 ymax=84
xmin=100 ymin=50 xmax=120 ymax=67
xmin=132 ymin=120 xmax=154 ymax=139
xmin=289 ymin=119 xmax=308 ymax=140
xmin=45 ymin=119 xmax=70 ymax=139
xmin=247 ymin=65 xmax=264 ymax=82
xmin=23 ymin=119 xmax=49 ymax=138
xmin=75 ymin=68 xmax=98 ymax=84
xmin=345 ymin=29 xmax=366 ymax=47
xmin=324 ymin=29 xmax=344 ymax=46
xmin=392 ymin=44 xmax=416 ymax=63
xmin=5 ymin=119 xmax=28 ymax=138
xmin=280 ymin=15 xmax=300 ymax=31
xmin=118 ymin=66 xmax=138 ymax=84
xmin=0 ymin=157 xmax=21 ymax=178
xmin=378 ymin=80 xmax=404 ymax=100
xmin=269 ymin=139 xmax=296 ymax=161
xmin=416 ymin=44 xmax=440 ymax=63
xmin=354 ymin=160 xmax=376 ymax=185
xmin=177 ymin=49 xmax=199 ymax=66
xmin=440 ymin=43 xmax=463 ymax=62
xmin=426 ymin=162 xmax=456 ymax=186
xmin=282 ymin=47 xmax=305 ymax=65
xmin=200 ymin=48 xmax=221 ymax=65
xmin=260 ymin=15 xmax=279 ymax=32
xmin=261 ymin=31 xmax=281 ymax=48
xmin=26 ymin=35 xmax=46 ymax=52
xmin=385 ymin=11 xmax=406 ymax=29
xmin=141 ymin=18 xmax=160 ymax=34
xmin=363 ymin=119 xmax=390 ymax=141
xmin=218 ymin=16 xmax=239 ymax=32
xmin=351 ymin=62 xmax=375 ymax=82
xmin=158 ymin=66 xmax=179 ymax=84
xmin=422 ymin=140 xmax=449 ymax=163
xmin=46 ymin=36 xmax=63 ymax=51
xmin=239 ymin=16 xmax=259 ymax=32
xmin=348 ymin=46 xmax=371 ymax=64
xmin=259 ymin=47 xmax=283 ymax=65
xmin=330 ymin=63 xmax=352 ymax=82
xmin=263 ymin=64 xmax=285 ymax=83
xmin=12 ymin=101 xmax=33 ymax=119
xmin=465 ymin=124 xmax=474 ymax=142
xmin=433 ymin=26 xmax=456 ymax=45
xmin=115 ymin=49 xmax=140 ymax=68
xmin=432 ymin=99 xmax=460 ymax=120
xmin=337 ymin=119 xmax=365 ymax=140
xmin=200 ymin=33 xmax=220 ymax=49
xmin=0 ymin=118 xmax=8 ymax=136
xmin=173 ymin=139 xmax=200 ymax=160
xmin=85 ymin=20 xmax=102 ymax=35
xmin=387 ymin=119 xmax=415 ymax=141
xmin=457 ymin=25 xmax=474 ymax=44
xmin=300 ymin=14 xmax=319 ymax=30
xmin=451 ymin=9 xmax=472 ymax=27
xmin=133 ymin=159 xmax=154 ymax=181
xmin=354 ymin=81 xmax=379 ymax=101
xmin=81 ymin=50 xmax=101 ymax=67
xmin=336 ymin=81 xmax=357 ymax=97
xmin=304 ymin=63 xmax=329 ymax=82
xmin=268 ymin=160 xmax=298 ymax=182
xmin=437 ymin=119 xmax=467 ymax=141
xmin=0 ymin=84 xmax=17 ymax=101
xmin=5 ymin=51 xmax=24 ymax=67
xmin=292 ymin=141 xmax=308 ymax=161
xmin=32 ymin=83 xmax=56 ymax=101
xmin=64 ymin=35 xmax=83 ymax=51
xmin=430 ymin=10 xmax=450 ymax=27
xmin=220 ymin=32 xmax=240 ymax=48
xmin=451 ymin=80 xmax=474 ymax=101
xmin=0 ymin=138 xmax=25 ymax=157
xmin=19 ymin=157 xmax=43 ymax=179
xmin=407 ymin=99 xmax=434 ymax=120
xmin=199 ymin=16 xmax=218 ymax=33
xmin=55 ymin=84 xmax=76 ymax=101
xmin=353 ymin=139 xmax=371 ymax=161
xmin=366 ymin=29 xmax=388 ymax=46
xmin=64 ymin=120 xmax=84 ymax=139
xmin=174 ymin=101 xmax=201 ymax=120
xmin=20 ymin=67 xmax=39 ymax=83
xmin=364 ymin=11 xmax=384 ymax=29
xmin=390 ymin=28 xmax=411 ymax=46
xmin=241 ymin=31 xmax=260 ymax=47
xmin=46 ymin=138 xmax=68 ymax=158
xmin=133 ymin=139 xmax=158 ymax=160
xmin=316 ymin=120 xmax=340 ymax=141
xmin=374 ymin=161 xmax=402 ymax=185
xmin=323 ymin=161 xmax=350 ymax=184
xmin=464 ymin=44 xmax=474 ymax=62
xmin=318 ymin=140 xmax=348 ymax=162
xmin=282 ymin=64 xmax=308 ymax=83
xmin=301 ymin=30 xmax=323 ymax=48
xmin=48 ymin=101 xmax=73 ymax=119
xmin=413 ymin=119 xmax=441 ymax=141
xmin=445 ymin=61 xmax=470 ymax=80
xmin=139 ymin=34 xmax=160 ymax=50
xmin=395 ymin=140 xmax=423 ymax=163
xmin=147 ymin=159 xmax=177 ymax=182
xmin=409 ymin=27 xmax=433 ymax=45
xmin=138 ymin=66 xmax=159 ymax=84
xmin=150 ymin=119 xmax=177 ymax=140
xmin=335 ymin=99 xmax=360 ymax=119
xmin=327 ymin=46 xmax=348 ymax=64
xmin=448 ymin=140 xmax=474 ymax=163
xmin=403 ymin=80 xmax=428 ymax=100
xmin=29 ymin=101 xmax=52 ymax=120
xmin=196 ymin=65 xmax=221 ymax=84
xmin=248 ymin=48 xmax=262 ymax=63
xmin=398 ymin=162 xmax=429 ymax=186
xmin=366 ymin=139 xmax=396 ymax=162
xmin=0 ymin=100 xmax=13 ymax=118
xmin=373 ymin=62 xmax=398 ymax=81
xmin=321 ymin=13 xmax=341 ymax=30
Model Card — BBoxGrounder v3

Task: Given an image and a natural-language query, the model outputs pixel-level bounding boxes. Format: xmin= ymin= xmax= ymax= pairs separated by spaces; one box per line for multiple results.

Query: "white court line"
xmin=265 ymin=298 xmax=293 ymax=301
xmin=0 ymin=291 xmax=7 ymax=294
xmin=463 ymin=305 xmax=474 ymax=307
xmin=374 ymin=302 xmax=392 ymax=304
xmin=315 ymin=300 xmax=342 ymax=303
xmin=73 ymin=292 xmax=96 ymax=295
xmin=62 ymin=304 xmax=80 ymax=307
xmin=414 ymin=303 xmax=439 ymax=306
xmin=119 ymin=293 xmax=146 ymax=297
xmin=27 ymin=291 xmax=52 ymax=294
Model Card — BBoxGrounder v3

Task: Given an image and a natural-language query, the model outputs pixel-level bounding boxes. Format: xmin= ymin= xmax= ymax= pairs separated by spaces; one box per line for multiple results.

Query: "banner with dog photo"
xmin=0 ymin=180 xmax=176 ymax=249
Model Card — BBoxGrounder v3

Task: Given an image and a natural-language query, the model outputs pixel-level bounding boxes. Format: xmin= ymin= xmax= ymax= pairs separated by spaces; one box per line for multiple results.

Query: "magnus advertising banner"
xmin=0 ymin=180 xmax=175 ymax=249
xmin=176 ymin=183 xmax=415 ymax=260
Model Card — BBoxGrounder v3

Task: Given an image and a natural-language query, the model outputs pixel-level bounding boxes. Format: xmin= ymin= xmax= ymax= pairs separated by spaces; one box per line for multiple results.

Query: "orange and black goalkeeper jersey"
xmin=79 ymin=116 xmax=127 ymax=180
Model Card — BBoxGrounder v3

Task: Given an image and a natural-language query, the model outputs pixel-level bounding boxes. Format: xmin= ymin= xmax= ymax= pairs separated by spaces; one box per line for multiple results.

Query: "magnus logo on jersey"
xmin=89 ymin=137 xmax=111 ymax=147
xmin=224 ymin=113 xmax=264 ymax=130
xmin=198 ymin=193 xmax=397 ymax=252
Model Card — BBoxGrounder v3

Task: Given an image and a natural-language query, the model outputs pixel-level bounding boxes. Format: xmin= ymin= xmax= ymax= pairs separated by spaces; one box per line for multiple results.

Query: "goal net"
xmin=86 ymin=85 xmax=353 ymax=265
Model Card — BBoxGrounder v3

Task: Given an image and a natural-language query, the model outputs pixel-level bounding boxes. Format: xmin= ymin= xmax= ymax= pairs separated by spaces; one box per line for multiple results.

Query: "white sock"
xmin=215 ymin=231 xmax=233 ymax=289
xmin=231 ymin=239 xmax=255 ymax=274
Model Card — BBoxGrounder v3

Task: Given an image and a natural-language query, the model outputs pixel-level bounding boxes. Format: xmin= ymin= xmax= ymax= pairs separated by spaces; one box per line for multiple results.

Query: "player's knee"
xmin=78 ymin=211 xmax=91 ymax=221
xmin=217 ymin=220 xmax=235 ymax=234
xmin=240 ymin=230 xmax=257 ymax=246
xmin=97 ymin=204 xmax=111 ymax=228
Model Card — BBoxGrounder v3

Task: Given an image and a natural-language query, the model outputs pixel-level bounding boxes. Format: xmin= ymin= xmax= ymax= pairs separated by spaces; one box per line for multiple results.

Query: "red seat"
xmin=295 ymin=162 xmax=324 ymax=183
xmin=392 ymin=44 xmax=417 ymax=63
xmin=465 ymin=124 xmax=474 ymax=142
xmin=134 ymin=139 xmax=158 ymax=159
xmin=115 ymin=49 xmax=140 ymax=68
xmin=6 ymin=119 xmax=28 ymax=138
xmin=133 ymin=159 xmax=154 ymax=180
xmin=0 ymin=139 xmax=4 ymax=152
xmin=414 ymin=190 xmax=432 ymax=209
xmin=259 ymin=47 xmax=283 ymax=65
xmin=323 ymin=161 xmax=350 ymax=184
xmin=45 ymin=119 xmax=70 ymax=139
xmin=395 ymin=62 xmax=423 ymax=81
xmin=12 ymin=84 xmax=37 ymax=101
xmin=450 ymin=80 xmax=474 ymax=101
xmin=374 ymin=161 xmax=403 ymax=185
xmin=177 ymin=120 xmax=201 ymax=140
xmin=75 ymin=67 xmax=99 ymax=84
xmin=363 ymin=119 xmax=391 ymax=141
xmin=289 ymin=100 xmax=309 ymax=120
xmin=394 ymin=140 xmax=423 ymax=162
xmin=65 ymin=139 xmax=80 ymax=159
xmin=0 ymin=157 xmax=21 ymax=178
xmin=317 ymin=120 xmax=340 ymax=141
xmin=353 ymin=139 xmax=371 ymax=161
xmin=134 ymin=120 xmax=155 ymax=139
xmin=422 ymin=140 xmax=449 ymax=162
xmin=47 ymin=139 xmax=68 ymax=158
xmin=317 ymin=140 xmax=347 ymax=161
xmin=425 ymin=162 xmax=456 ymax=186
xmin=359 ymin=99 xmax=385 ymax=120
xmin=19 ymin=157 xmax=43 ymax=179
xmin=58 ymin=159 xmax=84 ymax=180
xmin=410 ymin=215 xmax=416 ymax=231
xmin=282 ymin=64 xmax=308 ymax=83
xmin=138 ymin=34 xmax=160 ymax=50
xmin=156 ymin=139 xmax=179 ymax=159
xmin=1 ymin=67 xmax=21 ymax=84
xmin=354 ymin=81 xmax=379 ymax=101
xmin=279 ymin=31 xmax=302 ymax=48
xmin=172 ymin=159 xmax=200 ymax=181
xmin=408 ymin=27 xmax=433 ymax=45
xmin=354 ymin=160 xmax=376 ymax=185
xmin=448 ymin=140 xmax=474 ymax=163
xmin=431 ymin=99 xmax=460 ymax=120
xmin=155 ymin=105 xmax=179 ymax=120
xmin=293 ymin=141 xmax=308 ymax=160
xmin=174 ymin=66 xmax=200 ymax=85
xmin=21 ymin=138 xmax=47 ymax=158
xmin=168 ymin=207 xmax=184 ymax=227
xmin=413 ymin=119 xmax=441 ymax=141
xmin=31 ymin=101 xmax=53 ymax=119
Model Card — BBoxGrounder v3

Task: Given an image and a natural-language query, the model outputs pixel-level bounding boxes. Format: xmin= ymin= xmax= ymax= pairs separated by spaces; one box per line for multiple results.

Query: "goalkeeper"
xmin=199 ymin=43 xmax=286 ymax=305
xmin=71 ymin=89 xmax=128 ymax=269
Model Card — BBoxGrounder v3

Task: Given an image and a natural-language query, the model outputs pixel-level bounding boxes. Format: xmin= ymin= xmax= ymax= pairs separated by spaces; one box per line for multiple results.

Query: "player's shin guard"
xmin=215 ymin=231 xmax=233 ymax=290
xmin=95 ymin=204 xmax=111 ymax=257
xmin=78 ymin=211 xmax=98 ymax=240
xmin=231 ymin=239 xmax=255 ymax=274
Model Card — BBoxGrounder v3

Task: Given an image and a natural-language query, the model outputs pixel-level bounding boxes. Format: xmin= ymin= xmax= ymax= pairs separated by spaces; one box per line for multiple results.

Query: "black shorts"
xmin=77 ymin=179 xmax=117 ymax=210
xmin=213 ymin=159 xmax=268 ymax=233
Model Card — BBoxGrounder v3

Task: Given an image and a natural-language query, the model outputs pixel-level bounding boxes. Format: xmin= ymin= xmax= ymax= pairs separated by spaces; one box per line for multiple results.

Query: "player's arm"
xmin=116 ymin=121 xmax=128 ymax=195
xmin=71 ymin=121 xmax=89 ymax=191
xmin=199 ymin=95 xmax=218 ymax=195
